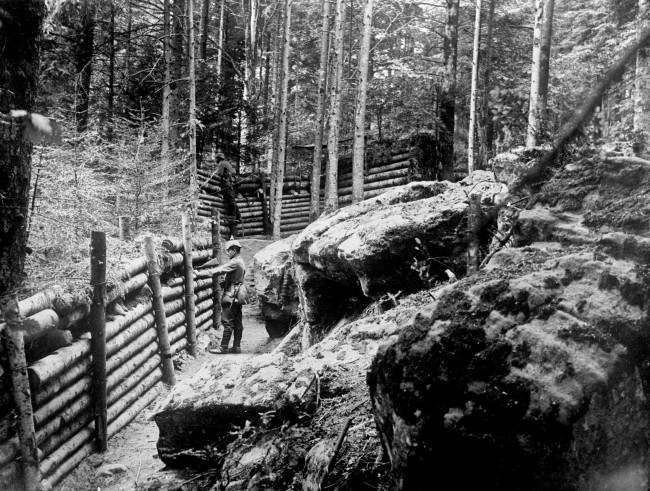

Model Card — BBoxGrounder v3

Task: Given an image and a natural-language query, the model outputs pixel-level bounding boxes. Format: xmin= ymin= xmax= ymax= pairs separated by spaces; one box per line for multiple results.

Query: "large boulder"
xmin=368 ymin=244 xmax=650 ymax=490
xmin=292 ymin=178 xmax=506 ymax=327
xmin=253 ymin=236 xmax=299 ymax=338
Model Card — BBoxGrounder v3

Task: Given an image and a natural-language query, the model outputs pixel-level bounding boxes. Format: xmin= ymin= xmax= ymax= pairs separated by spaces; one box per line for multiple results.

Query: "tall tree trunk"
xmin=189 ymin=0 xmax=198 ymax=217
xmin=122 ymin=0 xmax=133 ymax=115
xmin=325 ymin=0 xmax=345 ymax=212
xmin=351 ymin=0 xmax=374 ymax=204
xmin=216 ymin=0 xmax=225 ymax=81
xmin=171 ymin=0 xmax=186 ymax=146
xmin=75 ymin=0 xmax=95 ymax=133
xmin=272 ymin=0 xmax=292 ymax=239
xmin=634 ymin=0 xmax=650 ymax=153
xmin=527 ymin=0 xmax=555 ymax=147
xmin=439 ymin=0 xmax=459 ymax=181
xmin=467 ymin=0 xmax=483 ymax=173
xmin=200 ymin=0 xmax=210 ymax=61
xmin=162 ymin=0 xmax=172 ymax=156
xmin=479 ymin=0 xmax=495 ymax=168
xmin=106 ymin=0 xmax=116 ymax=141
xmin=537 ymin=0 xmax=555 ymax=130
xmin=310 ymin=0 xmax=331 ymax=222
xmin=269 ymin=5 xmax=283 ymax=219
xmin=0 ymin=0 xmax=45 ymax=296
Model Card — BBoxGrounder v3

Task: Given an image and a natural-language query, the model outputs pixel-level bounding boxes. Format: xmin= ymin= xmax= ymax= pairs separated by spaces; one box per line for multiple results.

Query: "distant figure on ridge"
xmin=214 ymin=149 xmax=241 ymax=238
xmin=200 ymin=240 xmax=247 ymax=354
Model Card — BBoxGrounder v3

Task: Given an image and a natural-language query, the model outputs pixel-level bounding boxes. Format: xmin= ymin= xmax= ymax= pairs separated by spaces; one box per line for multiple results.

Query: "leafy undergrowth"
xmin=21 ymin=124 xmax=199 ymax=298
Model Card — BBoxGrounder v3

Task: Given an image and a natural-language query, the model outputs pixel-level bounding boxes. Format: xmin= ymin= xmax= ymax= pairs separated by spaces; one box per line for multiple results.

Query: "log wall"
xmin=198 ymin=146 xmax=417 ymax=237
xmin=0 ymin=236 xmax=217 ymax=489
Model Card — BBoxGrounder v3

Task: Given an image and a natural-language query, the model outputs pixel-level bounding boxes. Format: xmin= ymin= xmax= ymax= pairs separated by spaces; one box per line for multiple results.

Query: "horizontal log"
xmin=108 ymin=345 xmax=158 ymax=395
xmin=39 ymin=409 xmax=91 ymax=457
xmin=161 ymin=236 xmax=213 ymax=253
xmin=108 ymin=367 xmax=161 ymax=424
xmin=171 ymin=337 xmax=187 ymax=355
xmin=19 ymin=286 xmax=64 ymax=318
xmin=162 ymin=283 xmax=184 ymax=301
xmin=106 ymin=272 xmax=148 ymax=305
xmin=160 ymin=249 xmax=212 ymax=272
xmin=58 ymin=307 xmax=88 ymax=331
xmin=114 ymin=257 xmax=148 ymax=283
xmin=40 ymin=424 xmax=93 ymax=478
xmin=34 ymin=374 xmax=91 ymax=428
xmin=28 ymin=340 xmax=91 ymax=393
xmin=34 ymin=323 xmax=158 ymax=408
xmin=41 ymin=369 xmax=162 ymax=489
xmin=338 ymin=167 xmax=409 ymax=188
xmin=338 ymin=176 xmax=408 ymax=196
xmin=198 ymin=180 xmax=221 ymax=194
xmin=108 ymin=376 xmax=160 ymax=434
xmin=22 ymin=309 xmax=60 ymax=340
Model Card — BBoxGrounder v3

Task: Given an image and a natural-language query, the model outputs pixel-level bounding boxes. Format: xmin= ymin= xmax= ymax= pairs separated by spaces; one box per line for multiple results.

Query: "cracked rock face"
xmin=292 ymin=179 xmax=506 ymax=327
xmin=368 ymin=245 xmax=650 ymax=490
xmin=253 ymin=236 xmax=299 ymax=338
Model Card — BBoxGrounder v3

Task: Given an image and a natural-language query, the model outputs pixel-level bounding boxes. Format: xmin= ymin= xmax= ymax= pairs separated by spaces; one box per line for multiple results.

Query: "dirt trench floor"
xmin=58 ymin=239 xmax=278 ymax=491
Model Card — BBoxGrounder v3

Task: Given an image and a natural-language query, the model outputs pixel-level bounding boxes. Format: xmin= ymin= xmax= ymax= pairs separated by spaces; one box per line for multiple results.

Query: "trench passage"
xmin=59 ymin=240 xmax=281 ymax=490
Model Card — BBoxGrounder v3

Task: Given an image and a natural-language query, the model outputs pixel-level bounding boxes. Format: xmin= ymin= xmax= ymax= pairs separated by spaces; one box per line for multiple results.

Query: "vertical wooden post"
xmin=211 ymin=209 xmax=223 ymax=331
xmin=144 ymin=236 xmax=176 ymax=385
xmin=467 ymin=194 xmax=482 ymax=275
xmin=90 ymin=231 xmax=108 ymax=452
xmin=1 ymin=297 xmax=40 ymax=491
xmin=182 ymin=213 xmax=198 ymax=355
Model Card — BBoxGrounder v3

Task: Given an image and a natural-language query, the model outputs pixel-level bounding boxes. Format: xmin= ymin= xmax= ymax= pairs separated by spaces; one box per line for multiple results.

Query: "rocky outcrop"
xmin=368 ymin=243 xmax=650 ymax=490
xmin=154 ymin=289 xmax=426 ymax=475
xmin=292 ymin=177 xmax=506 ymax=327
xmin=253 ymin=236 xmax=299 ymax=338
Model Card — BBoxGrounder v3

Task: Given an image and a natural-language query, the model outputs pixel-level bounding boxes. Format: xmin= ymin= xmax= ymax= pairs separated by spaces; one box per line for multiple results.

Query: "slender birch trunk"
xmin=325 ymin=0 xmax=345 ymax=212
xmin=162 ymin=0 xmax=172 ymax=157
xmin=439 ymin=0 xmax=459 ymax=180
xmin=351 ymin=0 xmax=374 ymax=204
xmin=467 ymin=0 xmax=483 ymax=173
xmin=189 ymin=0 xmax=198 ymax=217
xmin=272 ymin=0 xmax=292 ymax=239
xmin=310 ymin=0 xmax=331 ymax=221
xmin=526 ymin=0 xmax=544 ymax=147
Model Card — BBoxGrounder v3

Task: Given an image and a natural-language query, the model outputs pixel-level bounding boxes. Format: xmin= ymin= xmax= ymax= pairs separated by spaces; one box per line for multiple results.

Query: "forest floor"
xmin=58 ymin=238 xmax=278 ymax=491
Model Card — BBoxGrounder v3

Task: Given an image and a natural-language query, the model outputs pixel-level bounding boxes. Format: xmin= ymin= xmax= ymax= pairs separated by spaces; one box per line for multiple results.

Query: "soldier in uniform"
xmin=200 ymin=240 xmax=246 ymax=354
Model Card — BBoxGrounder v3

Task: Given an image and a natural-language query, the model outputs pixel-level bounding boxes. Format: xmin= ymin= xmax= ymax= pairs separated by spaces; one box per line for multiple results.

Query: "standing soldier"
xmin=200 ymin=240 xmax=247 ymax=353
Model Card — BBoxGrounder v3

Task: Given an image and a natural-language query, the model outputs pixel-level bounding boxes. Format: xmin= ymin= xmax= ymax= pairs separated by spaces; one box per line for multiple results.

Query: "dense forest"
xmin=0 ymin=0 xmax=647 ymax=293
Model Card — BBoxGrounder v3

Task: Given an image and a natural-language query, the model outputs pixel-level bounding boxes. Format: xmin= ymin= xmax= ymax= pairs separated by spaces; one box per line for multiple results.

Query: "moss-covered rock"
xmin=368 ymin=247 xmax=650 ymax=490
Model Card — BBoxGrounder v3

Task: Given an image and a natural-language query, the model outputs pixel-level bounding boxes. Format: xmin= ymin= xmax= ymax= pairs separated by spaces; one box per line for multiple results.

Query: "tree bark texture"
xmin=189 ymin=0 xmax=199 ymax=216
xmin=467 ymin=0 xmax=483 ymax=173
xmin=310 ymin=0 xmax=331 ymax=222
xmin=351 ymin=0 xmax=374 ymax=204
xmin=90 ymin=231 xmax=108 ymax=452
xmin=439 ymin=0 xmax=459 ymax=180
xmin=2 ymin=297 xmax=40 ymax=491
xmin=75 ymin=0 xmax=96 ymax=133
xmin=171 ymin=0 xmax=186 ymax=146
xmin=182 ymin=214 xmax=198 ymax=355
xmin=634 ymin=0 xmax=650 ymax=151
xmin=272 ymin=0 xmax=292 ymax=239
xmin=200 ymin=0 xmax=211 ymax=61
xmin=106 ymin=0 xmax=116 ymax=141
xmin=325 ymin=0 xmax=345 ymax=212
xmin=479 ymin=0 xmax=496 ymax=168
xmin=527 ymin=0 xmax=554 ymax=147
xmin=0 ymin=0 xmax=45 ymax=298
xmin=162 ymin=0 xmax=172 ymax=156
xmin=144 ymin=236 xmax=176 ymax=386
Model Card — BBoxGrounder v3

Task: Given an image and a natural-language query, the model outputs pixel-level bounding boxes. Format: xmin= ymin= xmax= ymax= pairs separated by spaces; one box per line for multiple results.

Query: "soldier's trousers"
xmin=220 ymin=302 xmax=243 ymax=349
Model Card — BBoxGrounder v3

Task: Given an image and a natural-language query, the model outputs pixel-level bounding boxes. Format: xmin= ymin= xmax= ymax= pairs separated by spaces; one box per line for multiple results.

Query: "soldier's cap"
xmin=215 ymin=150 xmax=226 ymax=159
xmin=225 ymin=240 xmax=242 ymax=250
